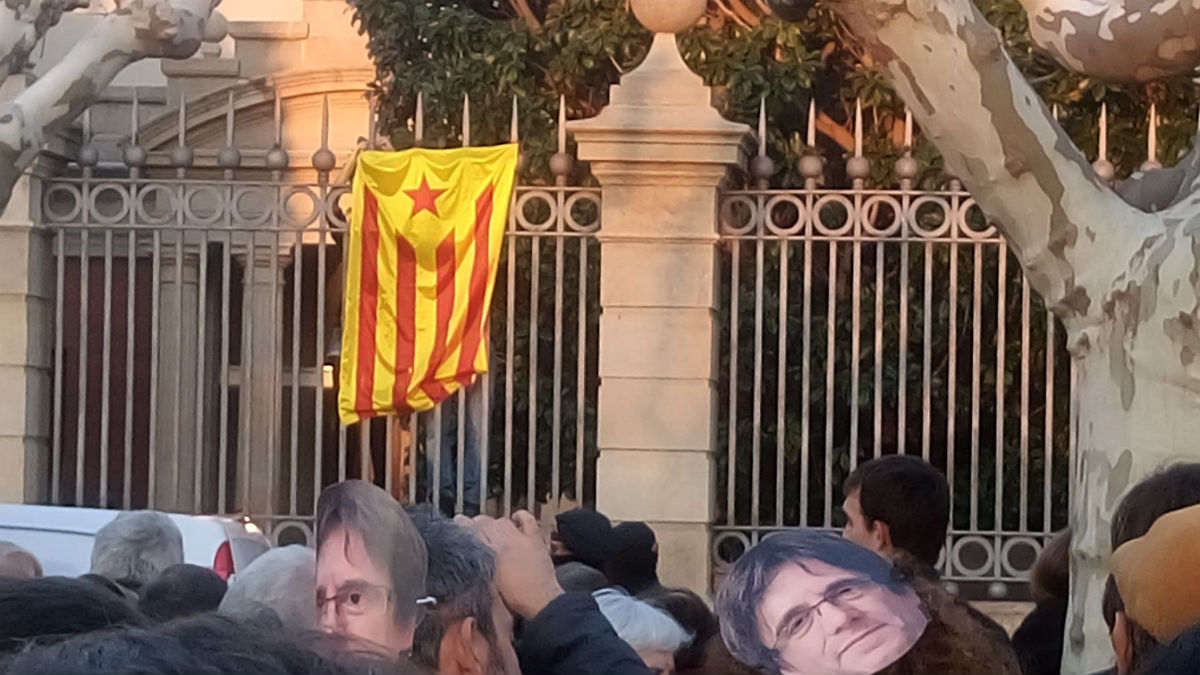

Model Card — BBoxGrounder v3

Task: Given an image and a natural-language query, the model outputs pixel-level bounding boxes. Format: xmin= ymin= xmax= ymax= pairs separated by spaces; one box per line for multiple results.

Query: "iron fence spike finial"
xmin=415 ymin=92 xmax=424 ymax=145
xmin=904 ymin=109 xmax=913 ymax=152
xmin=1099 ymin=102 xmax=1107 ymax=162
xmin=274 ymin=88 xmax=283 ymax=147
xmin=1148 ymin=102 xmax=1158 ymax=164
xmin=558 ymin=95 xmax=567 ymax=153
xmin=462 ymin=93 xmax=471 ymax=147
xmin=321 ymin=94 xmax=330 ymax=150
xmin=366 ymin=92 xmax=376 ymax=150
xmin=226 ymin=90 xmax=235 ymax=147
xmin=806 ymin=99 xmax=816 ymax=147
xmin=854 ymin=98 xmax=863 ymax=158
xmin=758 ymin=97 xmax=767 ymax=157
xmin=131 ymin=90 xmax=139 ymax=146
xmin=178 ymin=93 xmax=187 ymax=148
xmin=511 ymin=95 xmax=520 ymax=143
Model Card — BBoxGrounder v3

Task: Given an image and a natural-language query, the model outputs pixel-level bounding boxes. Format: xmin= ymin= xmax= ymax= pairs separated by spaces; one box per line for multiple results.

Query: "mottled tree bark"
xmin=1019 ymin=0 xmax=1200 ymax=81
xmin=1 ymin=0 xmax=89 ymax=76
xmin=0 ymin=0 xmax=222 ymax=210
xmin=822 ymin=0 xmax=1200 ymax=671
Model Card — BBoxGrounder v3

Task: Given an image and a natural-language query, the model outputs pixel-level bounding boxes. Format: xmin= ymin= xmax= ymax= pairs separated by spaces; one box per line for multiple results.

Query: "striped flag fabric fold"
xmin=338 ymin=144 xmax=519 ymax=425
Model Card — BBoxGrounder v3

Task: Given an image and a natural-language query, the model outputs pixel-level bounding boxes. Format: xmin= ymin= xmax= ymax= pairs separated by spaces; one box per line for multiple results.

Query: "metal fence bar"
xmin=776 ymin=238 xmax=788 ymax=526
xmin=123 ymin=230 xmax=136 ymax=509
xmin=52 ymin=231 xmax=64 ymax=504
xmin=727 ymin=239 xmax=739 ymax=525
xmin=75 ymin=227 xmax=89 ymax=506
xmin=99 ymin=230 xmax=113 ymax=508
xmin=194 ymin=230 xmax=210 ymax=509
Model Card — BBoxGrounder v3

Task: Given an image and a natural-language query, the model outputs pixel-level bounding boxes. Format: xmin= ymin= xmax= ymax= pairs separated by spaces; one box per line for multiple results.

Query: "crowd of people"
xmin=1 ymin=456 xmax=1200 ymax=674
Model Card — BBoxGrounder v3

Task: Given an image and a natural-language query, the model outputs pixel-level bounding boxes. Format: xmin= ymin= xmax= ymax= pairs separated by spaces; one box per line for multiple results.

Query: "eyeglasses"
xmin=772 ymin=578 xmax=873 ymax=647
xmin=316 ymin=582 xmax=393 ymax=617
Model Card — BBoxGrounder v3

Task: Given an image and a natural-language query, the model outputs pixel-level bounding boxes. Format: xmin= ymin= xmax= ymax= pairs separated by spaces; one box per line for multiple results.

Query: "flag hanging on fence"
xmin=338 ymin=144 xmax=519 ymax=425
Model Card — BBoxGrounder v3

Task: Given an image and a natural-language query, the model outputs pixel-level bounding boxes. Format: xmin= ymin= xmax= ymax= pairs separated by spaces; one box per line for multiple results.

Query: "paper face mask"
xmin=717 ymin=531 xmax=928 ymax=675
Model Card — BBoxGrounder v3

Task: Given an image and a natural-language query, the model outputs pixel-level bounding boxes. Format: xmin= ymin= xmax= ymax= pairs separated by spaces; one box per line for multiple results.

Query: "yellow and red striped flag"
xmin=338 ymin=144 xmax=518 ymax=425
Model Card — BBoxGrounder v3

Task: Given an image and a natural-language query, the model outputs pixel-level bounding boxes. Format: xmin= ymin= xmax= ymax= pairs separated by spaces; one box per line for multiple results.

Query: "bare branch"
xmin=0 ymin=0 xmax=223 ymax=211
xmin=507 ymin=0 xmax=541 ymax=29
xmin=828 ymin=0 xmax=1158 ymax=319
xmin=1 ymin=0 xmax=89 ymax=77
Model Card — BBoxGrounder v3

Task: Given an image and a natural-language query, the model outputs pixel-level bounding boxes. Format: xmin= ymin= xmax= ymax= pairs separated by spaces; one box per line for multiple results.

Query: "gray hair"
xmin=219 ymin=545 xmax=317 ymax=630
xmin=594 ymin=588 xmax=691 ymax=653
xmin=90 ymin=511 xmax=184 ymax=589
xmin=406 ymin=505 xmax=497 ymax=670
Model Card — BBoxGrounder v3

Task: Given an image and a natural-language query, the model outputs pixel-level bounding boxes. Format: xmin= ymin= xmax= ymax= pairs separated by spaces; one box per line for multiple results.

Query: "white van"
xmin=0 ymin=504 xmax=271 ymax=580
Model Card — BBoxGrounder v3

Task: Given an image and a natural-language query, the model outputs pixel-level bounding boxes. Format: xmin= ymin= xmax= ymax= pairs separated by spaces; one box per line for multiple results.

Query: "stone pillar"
xmin=0 ymin=173 xmax=53 ymax=502
xmin=569 ymin=3 xmax=749 ymax=595
xmin=237 ymin=243 xmax=289 ymax=517
xmin=153 ymin=242 xmax=203 ymax=511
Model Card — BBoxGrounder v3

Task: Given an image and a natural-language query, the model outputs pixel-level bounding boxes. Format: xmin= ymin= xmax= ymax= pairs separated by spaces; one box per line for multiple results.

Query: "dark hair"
xmin=843 ymin=455 xmax=950 ymax=567
xmin=555 ymin=561 xmax=609 ymax=593
xmin=2 ymin=613 xmax=422 ymax=674
xmin=1031 ymin=528 xmax=1071 ymax=602
xmin=405 ymin=505 xmax=497 ymax=671
xmin=1104 ymin=574 xmax=1160 ymax=672
xmin=138 ymin=563 xmax=227 ymax=622
xmin=1138 ymin=621 xmax=1200 ymax=675
xmin=1111 ymin=463 xmax=1200 ymax=548
xmin=553 ymin=508 xmax=614 ymax=570
xmin=606 ymin=522 xmax=660 ymax=596
xmin=0 ymin=576 xmax=146 ymax=653
xmin=316 ymin=480 xmax=428 ymax=626
xmin=641 ymin=587 xmax=717 ymax=673
xmin=715 ymin=530 xmax=906 ymax=672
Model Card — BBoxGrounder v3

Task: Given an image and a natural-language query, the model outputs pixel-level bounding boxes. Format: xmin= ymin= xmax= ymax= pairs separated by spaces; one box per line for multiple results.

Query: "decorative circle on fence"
xmin=563 ymin=191 xmax=602 ymax=233
xmin=958 ymin=198 xmax=998 ymax=239
xmin=949 ymin=535 xmax=995 ymax=578
xmin=861 ymin=195 xmax=904 ymax=237
xmin=907 ymin=196 xmax=953 ymax=238
xmin=719 ymin=195 xmax=758 ymax=236
xmin=712 ymin=530 xmax=753 ymax=564
xmin=325 ymin=186 xmax=352 ymax=228
xmin=280 ymin=186 xmax=322 ymax=228
xmin=811 ymin=194 xmax=856 ymax=237
xmin=269 ymin=519 xmax=314 ymax=547
xmin=764 ymin=195 xmax=807 ymax=236
xmin=43 ymin=184 xmax=83 ymax=223
xmin=515 ymin=190 xmax=558 ymax=232
xmin=183 ymin=185 xmax=226 ymax=227
xmin=232 ymin=186 xmax=275 ymax=227
xmin=89 ymin=183 xmax=132 ymax=224
xmin=134 ymin=184 xmax=178 ymax=226
xmin=1000 ymin=536 xmax=1042 ymax=579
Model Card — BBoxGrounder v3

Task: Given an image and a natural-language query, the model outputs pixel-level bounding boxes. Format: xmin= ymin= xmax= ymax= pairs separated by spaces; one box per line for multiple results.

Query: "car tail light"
xmin=213 ymin=541 xmax=234 ymax=580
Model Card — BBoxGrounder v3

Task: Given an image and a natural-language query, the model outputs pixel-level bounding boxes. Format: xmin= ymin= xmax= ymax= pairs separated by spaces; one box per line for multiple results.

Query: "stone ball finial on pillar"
xmin=630 ymin=0 xmax=706 ymax=33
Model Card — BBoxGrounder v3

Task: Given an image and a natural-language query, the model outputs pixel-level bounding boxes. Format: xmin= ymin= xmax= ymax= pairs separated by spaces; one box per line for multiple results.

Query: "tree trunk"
xmin=816 ymin=0 xmax=1200 ymax=671
xmin=0 ymin=0 xmax=221 ymax=211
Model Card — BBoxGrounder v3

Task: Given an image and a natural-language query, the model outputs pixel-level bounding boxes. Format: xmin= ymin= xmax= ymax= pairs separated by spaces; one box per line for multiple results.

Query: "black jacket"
xmin=517 ymin=592 xmax=651 ymax=675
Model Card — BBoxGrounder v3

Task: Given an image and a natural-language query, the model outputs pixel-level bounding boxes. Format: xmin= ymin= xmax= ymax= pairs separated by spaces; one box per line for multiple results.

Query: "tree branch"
xmin=826 ymin=0 xmax=1159 ymax=320
xmin=0 ymin=0 xmax=222 ymax=211
xmin=1020 ymin=0 xmax=1200 ymax=81
xmin=815 ymin=110 xmax=854 ymax=152
xmin=1 ymin=0 xmax=89 ymax=77
xmin=507 ymin=0 xmax=541 ymax=29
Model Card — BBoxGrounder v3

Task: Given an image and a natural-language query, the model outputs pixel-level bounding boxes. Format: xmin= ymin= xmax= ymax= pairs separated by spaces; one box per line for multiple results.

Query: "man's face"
xmin=637 ymin=648 xmax=677 ymax=675
xmin=842 ymin=491 xmax=885 ymax=556
xmin=755 ymin=559 xmax=926 ymax=675
xmin=317 ymin=525 xmax=412 ymax=654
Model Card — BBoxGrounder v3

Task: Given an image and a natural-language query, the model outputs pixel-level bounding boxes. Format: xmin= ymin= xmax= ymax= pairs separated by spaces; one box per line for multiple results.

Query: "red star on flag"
xmin=404 ymin=175 xmax=447 ymax=217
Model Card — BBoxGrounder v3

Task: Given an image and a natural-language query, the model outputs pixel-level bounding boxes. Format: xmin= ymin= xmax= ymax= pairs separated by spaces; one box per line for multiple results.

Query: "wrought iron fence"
xmin=712 ymin=107 xmax=1077 ymax=594
xmin=38 ymin=90 xmax=601 ymax=545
